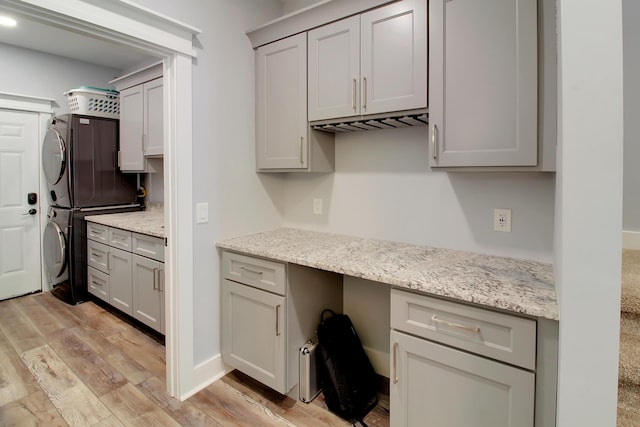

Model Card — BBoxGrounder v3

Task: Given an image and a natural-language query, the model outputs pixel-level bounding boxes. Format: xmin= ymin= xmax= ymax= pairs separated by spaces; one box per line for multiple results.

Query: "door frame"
xmin=2 ymin=0 xmax=200 ymax=399
xmin=0 ymin=93 xmax=53 ymax=296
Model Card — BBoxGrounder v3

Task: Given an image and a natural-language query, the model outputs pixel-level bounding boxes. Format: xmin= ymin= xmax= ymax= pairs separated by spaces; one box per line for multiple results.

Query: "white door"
xmin=0 ymin=109 xmax=41 ymax=300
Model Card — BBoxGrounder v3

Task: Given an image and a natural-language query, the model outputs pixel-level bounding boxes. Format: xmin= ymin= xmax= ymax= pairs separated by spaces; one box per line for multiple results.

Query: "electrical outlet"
xmin=313 ymin=198 xmax=323 ymax=215
xmin=493 ymin=208 xmax=512 ymax=232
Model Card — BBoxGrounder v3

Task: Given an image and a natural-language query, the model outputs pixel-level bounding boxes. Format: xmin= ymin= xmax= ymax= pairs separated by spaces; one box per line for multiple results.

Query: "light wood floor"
xmin=0 ymin=291 xmax=389 ymax=426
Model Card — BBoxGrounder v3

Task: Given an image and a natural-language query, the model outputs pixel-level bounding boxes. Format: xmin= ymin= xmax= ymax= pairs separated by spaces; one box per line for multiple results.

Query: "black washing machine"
xmin=43 ymin=205 xmax=141 ymax=305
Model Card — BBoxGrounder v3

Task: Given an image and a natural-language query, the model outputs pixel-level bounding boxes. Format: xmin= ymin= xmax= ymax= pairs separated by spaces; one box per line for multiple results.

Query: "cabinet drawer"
xmin=222 ymin=251 xmax=286 ymax=295
xmin=109 ymin=228 xmax=132 ymax=251
xmin=87 ymin=240 xmax=109 ymax=274
xmin=87 ymin=222 xmax=108 ymax=243
xmin=132 ymin=233 xmax=164 ymax=262
xmin=87 ymin=266 xmax=109 ymax=302
xmin=391 ymin=289 xmax=536 ymax=370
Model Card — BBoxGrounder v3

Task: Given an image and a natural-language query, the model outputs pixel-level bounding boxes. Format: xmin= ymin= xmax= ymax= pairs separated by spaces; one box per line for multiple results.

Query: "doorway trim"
xmin=3 ymin=0 xmax=201 ymax=398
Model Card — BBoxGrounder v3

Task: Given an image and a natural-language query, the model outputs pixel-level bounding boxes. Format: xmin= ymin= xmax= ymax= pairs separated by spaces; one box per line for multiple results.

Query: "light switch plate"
xmin=196 ymin=203 xmax=208 ymax=224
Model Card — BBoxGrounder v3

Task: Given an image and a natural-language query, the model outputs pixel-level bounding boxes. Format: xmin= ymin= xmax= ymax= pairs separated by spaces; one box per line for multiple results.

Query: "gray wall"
xmin=282 ymin=127 xmax=556 ymax=263
xmin=0 ymin=43 xmax=121 ymax=115
xmin=624 ymin=0 xmax=640 ymax=231
xmin=129 ymin=0 xmax=285 ymax=364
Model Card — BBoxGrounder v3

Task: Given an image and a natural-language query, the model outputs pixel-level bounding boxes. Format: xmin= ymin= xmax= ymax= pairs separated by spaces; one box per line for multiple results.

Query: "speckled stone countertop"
xmin=85 ymin=204 xmax=164 ymax=238
xmin=216 ymin=228 xmax=558 ymax=320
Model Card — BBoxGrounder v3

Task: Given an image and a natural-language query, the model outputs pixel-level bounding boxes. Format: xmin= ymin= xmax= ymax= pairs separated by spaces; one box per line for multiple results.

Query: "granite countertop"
xmin=216 ymin=228 xmax=558 ymax=320
xmin=85 ymin=205 xmax=164 ymax=238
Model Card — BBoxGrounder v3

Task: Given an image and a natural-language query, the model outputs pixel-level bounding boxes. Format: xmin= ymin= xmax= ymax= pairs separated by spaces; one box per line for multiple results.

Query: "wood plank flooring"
xmin=0 ymin=292 xmax=390 ymax=426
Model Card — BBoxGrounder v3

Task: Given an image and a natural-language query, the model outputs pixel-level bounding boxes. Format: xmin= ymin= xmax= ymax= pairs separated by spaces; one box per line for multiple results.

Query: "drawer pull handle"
xmin=275 ymin=304 xmax=281 ymax=336
xmin=240 ymin=266 xmax=263 ymax=276
xmin=431 ymin=315 xmax=480 ymax=334
xmin=392 ymin=342 xmax=399 ymax=384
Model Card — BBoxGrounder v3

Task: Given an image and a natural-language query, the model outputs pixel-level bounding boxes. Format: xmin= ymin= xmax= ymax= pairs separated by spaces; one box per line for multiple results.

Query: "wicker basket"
xmin=64 ymin=87 xmax=120 ymax=119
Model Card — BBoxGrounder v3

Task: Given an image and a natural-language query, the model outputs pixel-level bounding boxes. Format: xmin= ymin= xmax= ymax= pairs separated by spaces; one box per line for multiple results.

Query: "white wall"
xmin=554 ymin=1 xmax=623 ymax=426
xmin=129 ymin=0 xmax=285 ymax=365
xmin=0 ymin=43 xmax=122 ymax=115
xmin=623 ymin=0 xmax=640 ymax=232
xmin=283 ymin=127 xmax=556 ymax=263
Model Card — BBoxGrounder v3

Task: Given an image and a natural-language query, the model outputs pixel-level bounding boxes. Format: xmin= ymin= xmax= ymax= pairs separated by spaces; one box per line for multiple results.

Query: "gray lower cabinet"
xmin=132 ymin=253 xmax=164 ymax=334
xmin=109 ymin=246 xmax=133 ymax=315
xmin=390 ymin=289 xmax=537 ymax=426
xmin=87 ymin=221 xmax=165 ymax=334
xmin=390 ymin=331 xmax=534 ymax=426
xmin=222 ymin=278 xmax=286 ymax=392
xmin=221 ymin=251 xmax=342 ymax=395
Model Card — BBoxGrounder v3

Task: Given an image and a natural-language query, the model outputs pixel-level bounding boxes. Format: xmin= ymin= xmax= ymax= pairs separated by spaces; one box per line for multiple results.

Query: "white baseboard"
xmin=623 ymin=231 xmax=640 ymax=250
xmin=178 ymin=353 xmax=233 ymax=401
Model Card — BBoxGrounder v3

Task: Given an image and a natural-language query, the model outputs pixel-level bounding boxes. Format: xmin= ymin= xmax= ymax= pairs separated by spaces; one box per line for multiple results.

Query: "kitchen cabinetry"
xmin=111 ymin=62 xmax=163 ymax=172
xmin=429 ymin=0 xmax=539 ymax=168
xmin=118 ymin=77 xmax=163 ymax=171
xmin=131 ymin=233 xmax=165 ymax=334
xmin=255 ymin=33 xmax=334 ymax=172
xmin=308 ymin=0 xmax=427 ymax=121
xmin=390 ymin=289 xmax=536 ymax=426
xmin=87 ymin=224 xmax=133 ymax=314
xmin=87 ymin=221 xmax=165 ymax=333
xmin=221 ymin=251 xmax=341 ymax=395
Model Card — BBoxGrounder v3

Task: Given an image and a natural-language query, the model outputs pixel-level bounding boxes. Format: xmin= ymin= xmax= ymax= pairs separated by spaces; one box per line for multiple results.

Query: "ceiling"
xmin=0 ymin=6 xmax=158 ymax=71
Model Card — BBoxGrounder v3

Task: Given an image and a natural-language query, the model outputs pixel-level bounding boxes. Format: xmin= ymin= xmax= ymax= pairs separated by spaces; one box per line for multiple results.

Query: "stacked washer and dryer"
xmin=42 ymin=114 xmax=140 ymax=304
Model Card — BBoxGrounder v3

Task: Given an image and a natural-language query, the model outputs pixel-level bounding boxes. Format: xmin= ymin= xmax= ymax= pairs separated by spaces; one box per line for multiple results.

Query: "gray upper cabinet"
xmin=429 ymin=0 xmax=539 ymax=168
xmin=308 ymin=0 xmax=427 ymax=122
xmin=256 ymin=33 xmax=334 ymax=172
xmin=256 ymin=33 xmax=308 ymax=171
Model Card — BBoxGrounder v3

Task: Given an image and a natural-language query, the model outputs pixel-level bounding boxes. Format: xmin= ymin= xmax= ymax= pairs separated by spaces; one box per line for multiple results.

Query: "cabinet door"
xmin=360 ymin=0 xmax=427 ymax=115
xmin=390 ymin=330 xmax=534 ymax=427
xmin=308 ymin=16 xmax=360 ymax=121
xmin=119 ymin=84 xmax=145 ymax=171
xmin=429 ymin=0 xmax=537 ymax=167
xmin=144 ymin=78 xmax=164 ymax=157
xmin=256 ymin=33 xmax=308 ymax=170
xmin=132 ymin=254 xmax=164 ymax=333
xmin=222 ymin=279 xmax=286 ymax=393
xmin=109 ymin=246 xmax=133 ymax=315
